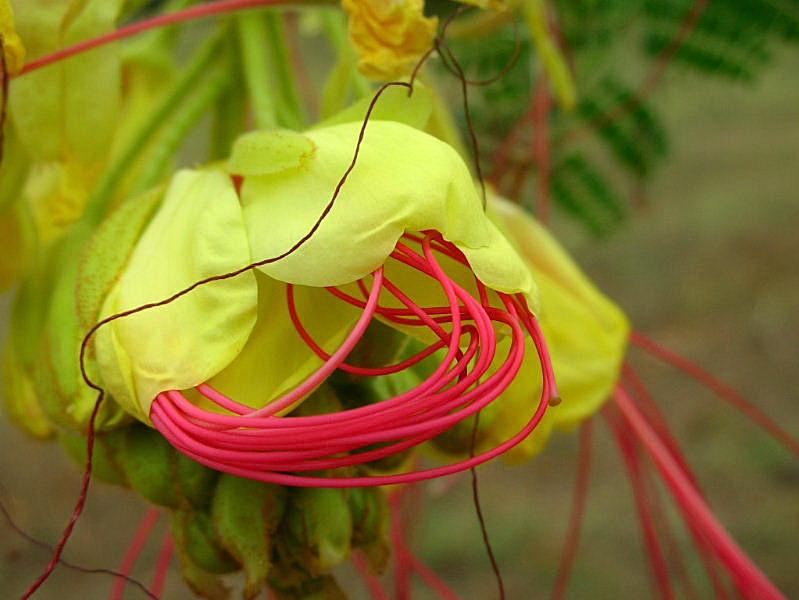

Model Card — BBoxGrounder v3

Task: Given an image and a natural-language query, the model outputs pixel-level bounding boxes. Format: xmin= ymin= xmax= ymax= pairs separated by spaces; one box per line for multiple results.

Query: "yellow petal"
xmin=205 ymin=273 xmax=361 ymax=412
xmin=315 ymin=80 xmax=433 ymax=131
xmin=96 ymin=170 xmax=258 ymax=421
xmin=229 ymin=129 xmax=317 ymax=176
xmin=482 ymin=194 xmax=629 ymax=460
xmin=9 ymin=0 xmax=124 ymax=165
xmin=0 ymin=0 xmax=25 ymax=74
xmin=240 ymin=121 xmax=537 ymax=309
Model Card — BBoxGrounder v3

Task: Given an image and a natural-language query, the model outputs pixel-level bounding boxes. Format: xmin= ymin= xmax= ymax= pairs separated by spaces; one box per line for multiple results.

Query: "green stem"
xmin=211 ymin=41 xmax=247 ymax=159
xmin=264 ymin=11 xmax=307 ymax=129
xmin=83 ymin=30 xmax=225 ymax=226
xmin=133 ymin=66 xmax=232 ymax=193
xmin=321 ymin=10 xmax=370 ymax=99
xmin=237 ymin=13 xmax=278 ymax=129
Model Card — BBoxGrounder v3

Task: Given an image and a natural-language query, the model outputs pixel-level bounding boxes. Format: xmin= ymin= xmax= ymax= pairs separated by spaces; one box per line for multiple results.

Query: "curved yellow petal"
xmin=0 ymin=0 xmax=25 ymax=75
xmin=206 ymin=273 xmax=361 ymax=412
xmin=483 ymin=194 xmax=629 ymax=460
xmin=96 ymin=170 xmax=257 ymax=421
xmin=239 ymin=121 xmax=537 ymax=309
xmin=229 ymin=129 xmax=317 ymax=177
xmin=9 ymin=0 xmax=124 ymax=165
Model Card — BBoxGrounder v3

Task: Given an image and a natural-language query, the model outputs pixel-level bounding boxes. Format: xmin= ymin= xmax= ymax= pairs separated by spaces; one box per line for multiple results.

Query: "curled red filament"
xmin=150 ymin=231 xmax=557 ymax=487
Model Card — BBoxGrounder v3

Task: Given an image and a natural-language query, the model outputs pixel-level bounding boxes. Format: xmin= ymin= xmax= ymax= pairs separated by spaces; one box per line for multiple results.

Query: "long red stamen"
xmin=391 ymin=494 xmax=413 ymax=600
xmin=640 ymin=459 xmax=702 ymax=600
xmin=16 ymin=0 xmax=291 ymax=77
xmin=149 ymin=232 xmax=557 ymax=487
xmin=109 ymin=508 xmax=161 ymax=600
xmin=606 ymin=408 xmax=676 ymax=600
xmin=550 ymin=420 xmax=593 ymax=600
xmin=150 ymin=531 xmax=174 ymax=598
xmin=390 ymin=493 xmax=462 ymax=600
xmin=620 ymin=374 xmax=732 ymax=599
xmin=631 ymin=331 xmax=799 ymax=457
xmin=613 ymin=386 xmax=787 ymax=600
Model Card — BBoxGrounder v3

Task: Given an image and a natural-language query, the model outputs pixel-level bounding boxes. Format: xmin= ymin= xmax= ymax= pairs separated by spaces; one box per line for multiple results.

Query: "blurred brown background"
xmin=1 ymin=52 xmax=797 ymax=599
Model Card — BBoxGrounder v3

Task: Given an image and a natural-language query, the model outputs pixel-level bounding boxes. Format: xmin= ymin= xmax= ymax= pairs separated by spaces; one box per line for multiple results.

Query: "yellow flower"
xmin=0 ymin=0 xmax=24 ymax=75
xmin=481 ymin=193 xmax=629 ymax=460
xmin=94 ymin=121 xmax=536 ymax=423
xmin=342 ymin=0 xmax=438 ymax=81
xmin=8 ymin=0 xmax=125 ymax=241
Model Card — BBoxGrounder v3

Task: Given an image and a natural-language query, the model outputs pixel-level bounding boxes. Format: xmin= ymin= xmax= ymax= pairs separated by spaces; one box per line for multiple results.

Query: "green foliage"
xmin=551 ymin=153 xmax=626 ymax=235
xmin=443 ymin=0 xmax=798 ymax=233
xmin=577 ymin=78 xmax=669 ymax=177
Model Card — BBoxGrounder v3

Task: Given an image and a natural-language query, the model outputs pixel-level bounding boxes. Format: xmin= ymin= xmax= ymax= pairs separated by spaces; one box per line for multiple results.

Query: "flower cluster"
xmin=0 ymin=1 xmax=795 ymax=599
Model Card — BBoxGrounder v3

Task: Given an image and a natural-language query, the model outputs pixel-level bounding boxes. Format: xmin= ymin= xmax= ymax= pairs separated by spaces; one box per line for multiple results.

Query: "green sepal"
xmin=212 ymin=474 xmax=288 ymax=599
xmin=174 ymin=510 xmax=238 ymax=575
xmin=76 ymin=185 xmax=163 ymax=333
xmin=58 ymin=428 xmax=128 ymax=486
xmin=285 ymin=487 xmax=353 ymax=576
xmin=270 ymin=575 xmax=347 ymax=600
xmin=172 ymin=510 xmax=232 ymax=600
xmin=348 ymin=488 xmax=390 ymax=573
xmin=117 ymin=424 xmax=180 ymax=508
xmin=176 ymin=453 xmax=219 ymax=511
xmin=34 ymin=225 xmax=128 ymax=430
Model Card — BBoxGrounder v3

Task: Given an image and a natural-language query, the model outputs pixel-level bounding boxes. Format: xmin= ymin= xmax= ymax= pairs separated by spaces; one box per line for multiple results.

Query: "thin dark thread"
xmin=430 ymin=10 xmax=505 ymax=595
xmin=434 ymin=34 xmax=486 ymax=208
xmin=437 ymin=18 xmax=522 ymax=87
xmin=469 ymin=412 xmax=506 ymax=600
xmin=24 ymin=40 xmax=441 ymax=597
xmin=0 ymin=498 xmax=157 ymax=599
xmin=408 ymin=7 xmax=464 ymax=92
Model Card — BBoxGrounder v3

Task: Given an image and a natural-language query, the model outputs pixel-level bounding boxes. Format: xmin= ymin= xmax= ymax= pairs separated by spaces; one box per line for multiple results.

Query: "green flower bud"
xmin=174 ymin=509 xmax=238 ymax=575
xmin=348 ymin=487 xmax=390 ymax=573
xmin=117 ymin=424 xmax=180 ymax=508
xmin=172 ymin=510 xmax=231 ymax=600
xmin=270 ymin=575 xmax=347 ymax=600
xmin=285 ymin=487 xmax=353 ymax=576
xmin=176 ymin=452 xmax=220 ymax=511
xmin=212 ymin=474 xmax=287 ymax=600
xmin=2 ymin=334 xmax=52 ymax=439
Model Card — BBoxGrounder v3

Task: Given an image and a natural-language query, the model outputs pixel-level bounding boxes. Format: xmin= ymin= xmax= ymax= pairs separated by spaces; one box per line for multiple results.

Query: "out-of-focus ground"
xmin=1 ymin=54 xmax=797 ymax=600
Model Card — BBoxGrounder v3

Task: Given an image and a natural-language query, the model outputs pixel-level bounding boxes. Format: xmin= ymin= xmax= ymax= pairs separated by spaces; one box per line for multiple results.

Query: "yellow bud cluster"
xmin=342 ymin=0 xmax=438 ymax=81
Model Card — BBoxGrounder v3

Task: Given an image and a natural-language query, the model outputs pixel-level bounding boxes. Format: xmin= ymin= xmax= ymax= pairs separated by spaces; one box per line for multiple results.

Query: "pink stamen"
xmin=620 ymin=369 xmax=732 ymax=598
xmin=639 ymin=457 xmax=702 ymax=600
xmin=390 ymin=492 xmax=462 ymax=600
xmin=631 ymin=331 xmax=799 ymax=457
xmin=550 ymin=420 xmax=593 ymax=600
xmin=613 ymin=386 xmax=787 ymax=600
xmin=149 ymin=232 xmax=557 ymax=487
xmin=150 ymin=532 xmax=174 ymax=598
xmin=606 ymin=409 xmax=676 ymax=600
xmin=109 ymin=508 xmax=160 ymax=600
xmin=17 ymin=0 xmax=291 ymax=77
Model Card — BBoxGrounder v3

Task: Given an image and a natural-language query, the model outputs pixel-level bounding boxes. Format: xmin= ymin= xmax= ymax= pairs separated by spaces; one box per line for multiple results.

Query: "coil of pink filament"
xmin=151 ymin=232 xmax=558 ymax=487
